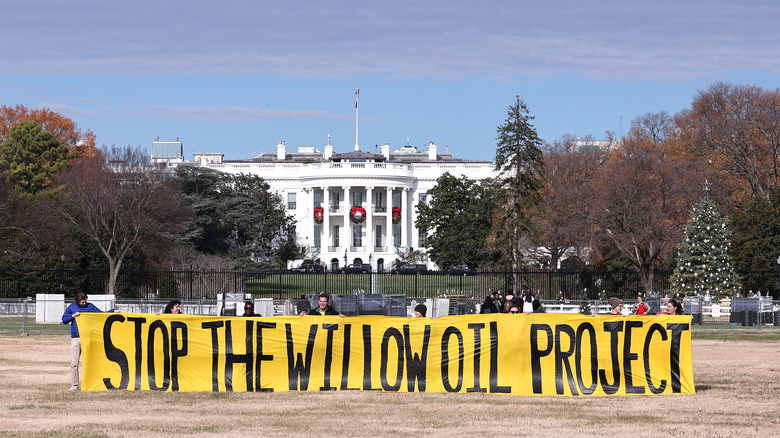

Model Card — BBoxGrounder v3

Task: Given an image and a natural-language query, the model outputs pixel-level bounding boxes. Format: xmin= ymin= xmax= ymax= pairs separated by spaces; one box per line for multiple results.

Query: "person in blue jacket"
xmin=61 ymin=291 xmax=105 ymax=390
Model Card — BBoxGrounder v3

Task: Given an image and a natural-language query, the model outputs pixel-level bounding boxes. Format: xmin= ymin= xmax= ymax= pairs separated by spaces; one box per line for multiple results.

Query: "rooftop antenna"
xmin=354 ymin=84 xmax=359 ymax=152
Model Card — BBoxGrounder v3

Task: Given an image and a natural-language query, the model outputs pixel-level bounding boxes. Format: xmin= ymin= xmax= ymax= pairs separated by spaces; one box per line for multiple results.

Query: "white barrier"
xmin=36 ymin=294 xmax=115 ymax=323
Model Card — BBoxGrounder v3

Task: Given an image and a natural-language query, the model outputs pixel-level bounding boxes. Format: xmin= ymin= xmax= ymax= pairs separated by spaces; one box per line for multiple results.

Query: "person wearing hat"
xmin=504 ymin=294 xmax=515 ymax=313
xmin=414 ymin=303 xmax=427 ymax=318
xmin=608 ymin=297 xmax=624 ymax=315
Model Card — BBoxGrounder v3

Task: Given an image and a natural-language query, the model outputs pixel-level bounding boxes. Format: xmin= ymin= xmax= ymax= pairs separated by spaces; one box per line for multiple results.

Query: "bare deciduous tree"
xmin=55 ymin=146 xmax=190 ymax=295
xmin=681 ymin=82 xmax=780 ymax=200
xmin=528 ymin=144 xmax=606 ymax=269
xmin=588 ymin=113 xmax=706 ymax=294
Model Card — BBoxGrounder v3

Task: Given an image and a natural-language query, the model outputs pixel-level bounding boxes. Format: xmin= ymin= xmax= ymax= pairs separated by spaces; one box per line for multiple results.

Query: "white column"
xmin=322 ymin=187 xmax=330 ymax=251
xmin=366 ymin=186 xmax=373 ymax=255
xmin=343 ymin=186 xmax=351 ymax=251
xmin=301 ymin=188 xmax=311 ymax=253
xmin=410 ymin=190 xmax=418 ymax=250
xmin=386 ymin=187 xmax=393 ymax=248
xmin=401 ymin=188 xmax=409 ymax=249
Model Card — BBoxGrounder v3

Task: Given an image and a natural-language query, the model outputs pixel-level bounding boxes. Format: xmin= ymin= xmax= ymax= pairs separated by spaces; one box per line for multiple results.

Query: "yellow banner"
xmin=79 ymin=313 xmax=694 ymax=395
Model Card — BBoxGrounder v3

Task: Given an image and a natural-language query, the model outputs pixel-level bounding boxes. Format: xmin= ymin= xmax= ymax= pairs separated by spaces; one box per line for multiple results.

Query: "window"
xmin=353 ymin=225 xmax=362 ymax=247
xmin=419 ymin=193 xmax=427 ymax=205
xmin=375 ymin=192 xmax=383 ymax=210
xmin=393 ymin=225 xmax=401 ymax=247
xmin=333 ymin=225 xmax=339 ymax=247
xmin=313 ymin=192 xmax=322 ymax=208
xmin=314 ymin=225 xmax=321 ymax=247
xmin=287 ymin=193 xmax=297 ymax=210
xmin=353 ymin=191 xmax=363 ymax=207
xmin=375 ymin=225 xmax=382 ymax=247
xmin=331 ymin=192 xmax=340 ymax=210
xmin=418 ymin=229 xmax=426 ymax=248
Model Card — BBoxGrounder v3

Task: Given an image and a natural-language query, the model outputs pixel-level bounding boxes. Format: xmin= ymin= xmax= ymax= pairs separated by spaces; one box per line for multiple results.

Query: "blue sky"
xmin=2 ymin=0 xmax=779 ymax=161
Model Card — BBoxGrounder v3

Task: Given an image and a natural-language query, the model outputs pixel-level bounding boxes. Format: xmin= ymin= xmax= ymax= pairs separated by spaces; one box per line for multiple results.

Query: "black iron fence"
xmin=2 ymin=267 xmax=779 ymax=300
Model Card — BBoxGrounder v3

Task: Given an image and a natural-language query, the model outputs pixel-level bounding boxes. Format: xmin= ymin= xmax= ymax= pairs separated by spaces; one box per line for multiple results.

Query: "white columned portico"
xmin=322 ymin=187 xmax=330 ymax=251
xmin=366 ymin=186 xmax=374 ymax=258
xmin=386 ymin=187 xmax=393 ymax=249
xmin=401 ymin=188 xmax=409 ymax=249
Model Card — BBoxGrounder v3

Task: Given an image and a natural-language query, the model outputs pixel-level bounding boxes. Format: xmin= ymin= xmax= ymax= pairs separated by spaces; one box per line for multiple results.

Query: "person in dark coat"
xmin=306 ymin=292 xmax=340 ymax=316
xmin=242 ymin=301 xmax=259 ymax=316
xmin=480 ymin=294 xmax=498 ymax=314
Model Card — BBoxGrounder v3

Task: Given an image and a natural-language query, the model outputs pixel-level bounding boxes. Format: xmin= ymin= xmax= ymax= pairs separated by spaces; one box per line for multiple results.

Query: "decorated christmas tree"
xmin=669 ymin=196 xmax=739 ymax=299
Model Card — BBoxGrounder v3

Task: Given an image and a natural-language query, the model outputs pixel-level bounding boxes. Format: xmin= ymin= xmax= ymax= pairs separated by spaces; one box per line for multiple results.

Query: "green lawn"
xmin=0 ymin=316 xmax=71 ymax=335
xmin=691 ymin=325 xmax=780 ymax=342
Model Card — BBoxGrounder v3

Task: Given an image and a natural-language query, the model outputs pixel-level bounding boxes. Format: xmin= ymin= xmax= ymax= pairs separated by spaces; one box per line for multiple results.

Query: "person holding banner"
xmin=305 ymin=292 xmax=340 ymax=316
xmin=163 ymin=300 xmax=182 ymax=314
xmin=61 ymin=291 xmax=111 ymax=390
xmin=666 ymin=299 xmax=683 ymax=315
xmin=608 ymin=297 xmax=624 ymax=315
xmin=242 ymin=301 xmax=258 ymax=316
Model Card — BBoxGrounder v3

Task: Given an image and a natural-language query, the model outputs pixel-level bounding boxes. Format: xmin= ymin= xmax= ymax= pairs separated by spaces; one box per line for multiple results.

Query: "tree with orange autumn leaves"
xmin=676 ymin=82 xmax=780 ymax=202
xmin=0 ymin=105 xmax=98 ymax=270
xmin=0 ymin=104 xmax=98 ymax=159
xmin=573 ymin=113 xmax=710 ymax=295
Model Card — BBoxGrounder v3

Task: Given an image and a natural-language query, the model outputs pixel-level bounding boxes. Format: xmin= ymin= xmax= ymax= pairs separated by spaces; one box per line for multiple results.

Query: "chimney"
xmin=427 ymin=141 xmax=437 ymax=161
xmin=324 ymin=135 xmax=334 ymax=159
xmin=381 ymin=142 xmax=390 ymax=160
xmin=276 ymin=141 xmax=286 ymax=160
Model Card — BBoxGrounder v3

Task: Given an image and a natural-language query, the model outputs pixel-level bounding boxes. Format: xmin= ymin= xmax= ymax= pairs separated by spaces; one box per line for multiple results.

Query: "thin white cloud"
xmin=2 ymin=1 xmax=779 ymax=80
xmin=125 ymin=105 xmax=348 ymax=121
xmin=40 ymin=103 xmax=103 ymax=119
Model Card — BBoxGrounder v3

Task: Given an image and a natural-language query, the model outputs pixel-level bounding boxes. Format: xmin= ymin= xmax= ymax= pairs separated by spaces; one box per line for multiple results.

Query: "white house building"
xmin=154 ymin=138 xmax=498 ymax=272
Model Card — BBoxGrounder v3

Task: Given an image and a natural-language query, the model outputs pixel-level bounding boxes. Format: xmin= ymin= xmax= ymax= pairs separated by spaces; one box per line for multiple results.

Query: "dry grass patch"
xmin=0 ymin=334 xmax=778 ymax=437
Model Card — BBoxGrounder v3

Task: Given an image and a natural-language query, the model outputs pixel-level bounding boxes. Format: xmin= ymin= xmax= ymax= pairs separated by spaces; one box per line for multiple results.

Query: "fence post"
xmin=22 ymin=297 xmax=29 ymax=335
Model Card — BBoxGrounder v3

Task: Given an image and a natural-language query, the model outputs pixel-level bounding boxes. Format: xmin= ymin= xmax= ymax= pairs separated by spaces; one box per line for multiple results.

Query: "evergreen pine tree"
xmin=493 ymin=96 xmax=544 ymax=287
xmin=669 ymin=197 xmax=739 ymax=299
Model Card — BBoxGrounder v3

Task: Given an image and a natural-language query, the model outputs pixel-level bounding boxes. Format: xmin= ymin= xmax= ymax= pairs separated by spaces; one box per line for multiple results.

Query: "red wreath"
xmin=392 ymin=207 xmax=401 ymax=225
xmin=350 ymin=206 xmax=366 ymax=224
xmin=313 ymin=207 xmax=324 ymax=224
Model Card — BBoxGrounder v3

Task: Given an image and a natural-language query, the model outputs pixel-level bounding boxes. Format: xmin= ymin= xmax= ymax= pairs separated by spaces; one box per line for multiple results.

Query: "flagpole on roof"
xmin=355 ymin=84 xmax=359 ymax=152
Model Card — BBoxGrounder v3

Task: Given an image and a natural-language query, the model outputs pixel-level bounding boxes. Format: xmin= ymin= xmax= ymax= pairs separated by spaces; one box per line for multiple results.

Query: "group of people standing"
xmin=607 ymin=296 xmax=684 ymax=316
xmin=480 ymin=290 xmax=541 ymax=314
